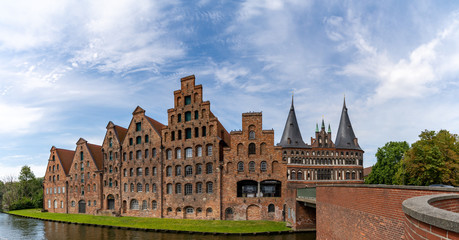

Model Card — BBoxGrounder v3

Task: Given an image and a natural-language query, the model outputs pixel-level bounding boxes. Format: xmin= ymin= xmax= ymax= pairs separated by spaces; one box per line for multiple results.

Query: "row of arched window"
xmin=236 ymin=142 xmax=267 ymax=156
xmin=48 ymin=163 xmax=59 ymax=172
xmin=287 ymin=158 xmax=362 ymax=165
xmin=165 ymin=144 xmax=212 ymax=160
xmin=122 ymin=148 xmax=158 ymax=161
xmin=123 ymin=167 xmax=158 ymax=177
xmin=289 ymin=169 xmax=361 ymax=180
xmin=45 ymin=186 xmax=65 ymax=195
xmin=166 ymin=163 xmax=212 ymax=177
xmin=48 ymin=175 xmax=60 ymax=182
xmin=237 ymin=161 xmax=267 ymax=172
xmin=166 ymin=182 xmax=213 ymax=194
xmin=283 ymin=150 xmax=363 ymax=157
xmin=124 ymin=183 xmax=157 ymax=193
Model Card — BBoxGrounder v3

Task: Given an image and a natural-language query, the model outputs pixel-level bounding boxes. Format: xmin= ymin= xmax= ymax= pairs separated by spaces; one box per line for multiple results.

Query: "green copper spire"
xmin=328 ymin=124 xmax=331 ymax=133
xmin=316 ymin=123 xmax=319 ymax=132
xmin=321 ymin=118 xmax=325 ymax=129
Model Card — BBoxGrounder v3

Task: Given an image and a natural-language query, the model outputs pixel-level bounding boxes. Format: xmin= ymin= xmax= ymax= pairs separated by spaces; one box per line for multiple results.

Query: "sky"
xmin=1 ymin=0 xmax=459 ymax=179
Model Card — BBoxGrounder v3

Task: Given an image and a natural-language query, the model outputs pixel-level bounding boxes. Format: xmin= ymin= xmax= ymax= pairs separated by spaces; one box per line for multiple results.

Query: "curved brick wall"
xmin=403 ymin=194 xmax=459 ymax=240
xmin=316 ymin=185 xmax=458 ymax=240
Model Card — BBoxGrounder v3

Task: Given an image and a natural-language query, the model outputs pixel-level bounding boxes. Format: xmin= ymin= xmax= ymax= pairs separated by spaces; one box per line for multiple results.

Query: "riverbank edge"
xmin=6 ymin=210 xmax=315 ymax=236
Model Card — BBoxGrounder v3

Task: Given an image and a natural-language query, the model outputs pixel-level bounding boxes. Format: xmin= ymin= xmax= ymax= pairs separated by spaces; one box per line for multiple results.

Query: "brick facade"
xmin=43 ymin=74 xmax=367 ymax=223
xmin=316 ymin=185 xmax=458 ymax=240
xmin=222 ymin=112 xmax=286 ymax=221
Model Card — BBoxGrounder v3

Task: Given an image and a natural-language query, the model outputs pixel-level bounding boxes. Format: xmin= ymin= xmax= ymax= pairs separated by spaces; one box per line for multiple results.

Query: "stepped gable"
xmin=335 ymin=98 xmax=361 ymax=150
xmin=277 ymin=97 xmax=309 ymax=148
xmin=54 ymin=147 xmax=75 ymax=175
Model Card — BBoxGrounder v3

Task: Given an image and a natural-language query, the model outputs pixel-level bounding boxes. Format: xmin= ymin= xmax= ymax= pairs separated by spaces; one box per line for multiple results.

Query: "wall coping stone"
xmin=402 ymin=193 xmax=459 ymax=233
xmin=316 ymin=184 xmax=459 ymax=192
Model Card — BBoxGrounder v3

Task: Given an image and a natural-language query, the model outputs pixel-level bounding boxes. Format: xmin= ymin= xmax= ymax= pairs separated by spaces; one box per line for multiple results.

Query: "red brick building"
xmin=43 ymin=146 xmax=74 ymax=213
xmin=43 ymin=75 xmax=364 ymax=222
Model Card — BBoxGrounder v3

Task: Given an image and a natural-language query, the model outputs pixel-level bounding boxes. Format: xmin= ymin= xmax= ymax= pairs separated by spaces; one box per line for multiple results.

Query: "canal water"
xmin=0 ymin=213 xmax=315 ymax=240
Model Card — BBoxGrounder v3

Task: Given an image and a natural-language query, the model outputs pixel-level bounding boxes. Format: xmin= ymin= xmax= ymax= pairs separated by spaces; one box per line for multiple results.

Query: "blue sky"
xmin=1 ymin=0 xmax=459 ymax=179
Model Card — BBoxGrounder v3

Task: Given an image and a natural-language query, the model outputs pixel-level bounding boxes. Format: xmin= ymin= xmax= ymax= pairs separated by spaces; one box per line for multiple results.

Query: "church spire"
xmin=278 ymin=95 xmax=308 ymax=148
xmin=335 ymin=98 xmax=361 ymax=150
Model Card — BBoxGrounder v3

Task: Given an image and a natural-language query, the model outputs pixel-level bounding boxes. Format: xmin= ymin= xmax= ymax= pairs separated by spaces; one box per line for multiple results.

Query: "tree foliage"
xmin=366 ymin=141 xmax=410 ymax=184
xmin=395 ymin=130 xmax=459 ymax=186
xmin=0 ymin=166 xmax=43 ymax=211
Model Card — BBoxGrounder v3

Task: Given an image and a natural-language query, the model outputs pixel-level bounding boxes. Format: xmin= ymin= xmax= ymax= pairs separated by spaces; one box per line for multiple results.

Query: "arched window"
xmin=237 ymin=162 xmax=244 ymax=172
xmin=166 ymin=149 xmax=172 ymax=160
xmin=136 ymin=167 xmax=142 ymax=176
xmin=297 ymin=171 xmax=303 ymax=180
xmin=130 ymin=183 xmax=134 ymax=192
xmin=175 ymin=183 xmax=182 ymax=194
xmin=351 ymin=172 xmax=356 ymax=179
xmin=196 ymin=164 xmax=202 ymax=175
xmin=185 ymin=165 xmax=192 ymax=176
xmin=268 ymin=204 xmax=275 ymax=213
xmin=167 ymin=184 xmax=172 ymax=194
xmin=185 ymin=183 xmax=192 ymax=195
xmin=175 ymin=148 xmax=181 ymax=159
xmin=196 ymin=182 xmax=203 ymax=193
xmin=166 ymin=166 xmax=172 ymax=176
xmin=145 ymin=184 xmax=149 ymax=192
xmin=206 ymin=144 xmax=212 ymax=156
xmin=346 ymin=172 xmax=350 ymax=180
xmin=152 ymin=184 xmax=157 ymax=193
xmin=248 ymin=143 xmax=256 ymax=155
xmin=175 ymin=165 xmax=182 ymax=176
xmin=206 ymin=163 xmax=213 ymax=174
xmin=237 ymin=143 xmax=243 ymax=156
xmin=259 ymin=162 xmax=266 ymax=173
xmin=124 ymin=183 xmax=127 ymax=192
xmin=206 ymin=182 xmax=213 ymax=193
xmin=185 ymin=207 xmax=194 ymax=214
xmin=260 ymin=143 xmax=266 ymax=155
xmin=142 ymin=200 xmax=147 ymax=210
xmin=152 ymin=200 xmax=157 ymax=210
xmin=291 ymin=171 xmax=296 ymax=180
xmin=130 ymin=168 xmax=133 ymax=176
xmin=248 ymin=161 xmax=255 ymax=172
xmin=130 ymin=199 xmax=139 ymax=210
xmin=249 ymin=131 xmax=255 ymax=139
xmin=196 ymin=145 xmax=202 ymax=157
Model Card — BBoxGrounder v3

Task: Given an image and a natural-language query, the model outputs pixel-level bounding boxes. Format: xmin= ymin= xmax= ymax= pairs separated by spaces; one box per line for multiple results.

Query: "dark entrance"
xmin=78 ymin=200 xmax=86 ymax=213
xmin=107 ymin=195 xmax=115 ymax=210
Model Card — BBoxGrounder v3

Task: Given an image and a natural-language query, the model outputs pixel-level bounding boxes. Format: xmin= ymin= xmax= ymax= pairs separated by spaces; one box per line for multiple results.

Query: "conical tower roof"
xmin=278 ymin=97 xmax=309 ymax=148
xmin=335 ymin=98 xmax=361 ymax=150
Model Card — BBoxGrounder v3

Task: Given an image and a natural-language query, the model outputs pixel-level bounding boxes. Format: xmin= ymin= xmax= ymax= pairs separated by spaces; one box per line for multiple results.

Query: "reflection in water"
xmin=0 ymin=213 xmax=315 ymax=240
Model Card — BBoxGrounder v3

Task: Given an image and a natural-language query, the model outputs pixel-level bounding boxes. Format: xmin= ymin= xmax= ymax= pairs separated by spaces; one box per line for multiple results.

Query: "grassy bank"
xmin=8 ymin=209 xmax=291 ymax=233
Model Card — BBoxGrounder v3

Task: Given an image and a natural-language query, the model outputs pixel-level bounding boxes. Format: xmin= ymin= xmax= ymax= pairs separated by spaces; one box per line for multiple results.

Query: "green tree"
xmin=395 ymin=130 xmax=459 ymax=186
xmin=366 ymin=141 xmax=410 ymax=184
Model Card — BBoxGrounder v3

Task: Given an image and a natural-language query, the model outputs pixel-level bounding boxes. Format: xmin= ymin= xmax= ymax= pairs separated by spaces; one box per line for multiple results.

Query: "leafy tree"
xmin=395 ymin=130 xmax=459 ymax=186
xmin=366 ymin=141 xmax=410 ymax=184
xmin=18 ymin=165 xmax=35 ymax=182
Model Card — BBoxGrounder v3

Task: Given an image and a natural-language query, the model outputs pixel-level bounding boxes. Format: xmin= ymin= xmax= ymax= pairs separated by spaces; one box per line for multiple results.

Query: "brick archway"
xmin=246 ymin=205 xmax=260 ymax=220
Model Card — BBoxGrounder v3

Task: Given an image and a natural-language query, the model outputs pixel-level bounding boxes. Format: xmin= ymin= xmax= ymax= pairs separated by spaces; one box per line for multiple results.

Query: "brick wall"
xmin=404 ymin=214 xmax=458 ymax=240
xmin=316 ymin=185 xmax=458 ymax=240
xmin=429 ymin=198 xmax=459 ymax=213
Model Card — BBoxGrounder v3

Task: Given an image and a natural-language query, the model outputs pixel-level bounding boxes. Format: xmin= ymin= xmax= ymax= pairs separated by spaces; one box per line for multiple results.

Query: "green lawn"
xmin=8 ymin=209 xmax=291 ymax=233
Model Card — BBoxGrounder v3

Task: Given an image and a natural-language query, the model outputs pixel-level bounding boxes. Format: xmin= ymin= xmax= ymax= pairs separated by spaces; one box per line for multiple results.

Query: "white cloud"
xmin=0 ymin=103 xmax=44 ymax=135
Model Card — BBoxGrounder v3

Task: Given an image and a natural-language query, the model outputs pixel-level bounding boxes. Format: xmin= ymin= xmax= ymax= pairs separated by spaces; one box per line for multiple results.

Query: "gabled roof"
xmin=277 ymin=97 xmax=309 ymax=148
xmin=114 ymin=125 xmax=128 ymax=143
xmin=335 ymin=99 xmax=361 ymax=150
xmin=55 ymin=148 xmax=75 ymax=175
xmin=146 ymin=116 xmax=165 ymax=135
xmin=87 ymin=143 xmax=103 ymax=170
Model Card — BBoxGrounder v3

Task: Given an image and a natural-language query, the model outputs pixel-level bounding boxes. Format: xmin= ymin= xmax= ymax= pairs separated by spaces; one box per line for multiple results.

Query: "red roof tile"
xmin=114 ymin=125 xmax=128 ymax=143
xmin=146 ymin=116 xmax=165 ymax=134
xmin=55 ymin=148 xmax=75 ymax=175
xmin=87 ymin=143 xmax=103 ymax=171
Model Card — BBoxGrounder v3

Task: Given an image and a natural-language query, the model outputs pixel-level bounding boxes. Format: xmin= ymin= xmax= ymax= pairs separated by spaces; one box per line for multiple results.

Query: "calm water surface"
xmin=0 ymin=213 xmax=315 ymax=240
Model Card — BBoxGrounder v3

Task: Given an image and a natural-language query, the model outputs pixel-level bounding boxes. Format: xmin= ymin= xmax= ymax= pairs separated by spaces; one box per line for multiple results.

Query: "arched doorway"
xmin=78 ymin=200 xmax=86 ymax=214
xmin=122 ymin=200 xmax=127 ymax=213
xmin=225 ymin=208 xmax=234 ymax=220
xmin=107 ymin=194 xmax=115 ymax=210
xmin=246 ymin=205 xmax=260 ymax=220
